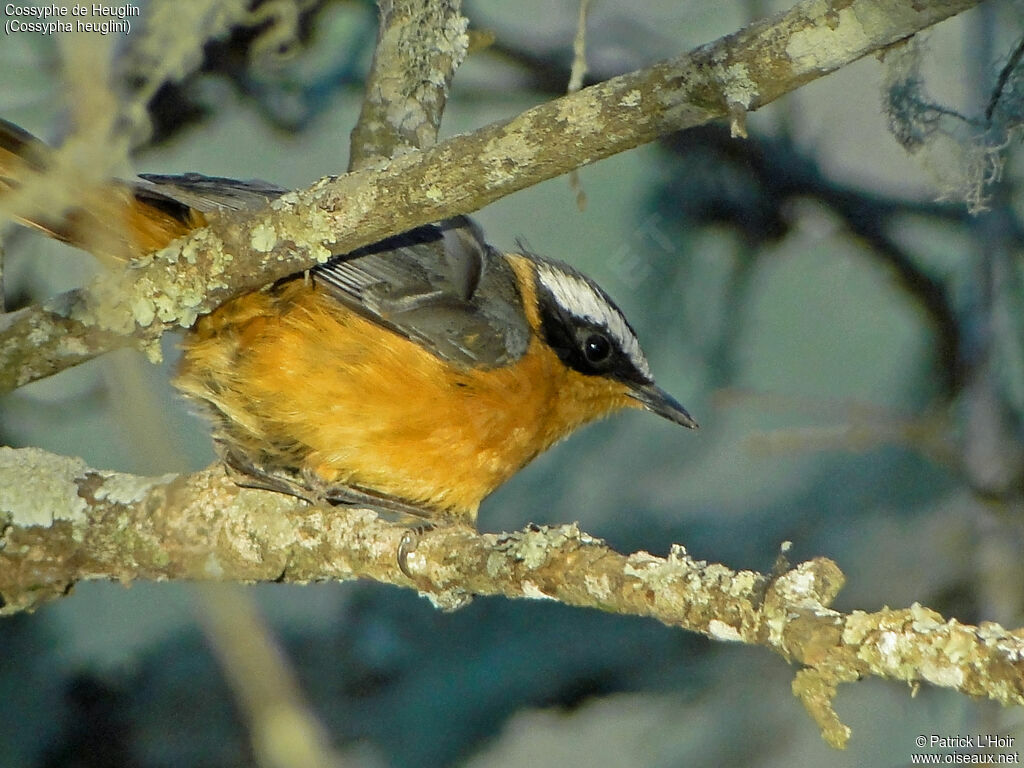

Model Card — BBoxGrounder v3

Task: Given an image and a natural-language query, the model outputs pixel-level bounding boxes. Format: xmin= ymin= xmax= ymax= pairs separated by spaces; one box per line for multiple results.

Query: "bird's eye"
xmin=582 ymin=333 xmax=611 ymax=364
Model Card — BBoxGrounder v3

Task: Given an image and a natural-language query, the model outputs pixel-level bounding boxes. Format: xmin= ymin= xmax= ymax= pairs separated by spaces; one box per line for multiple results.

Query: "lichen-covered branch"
xmin=0 ymin=0 xmax=984 ymax=392
xmin=1 ymin=446 xmax=1022 ymax=748
xmin=348 ymin=0 xmax=468 ymax=170
xmin=0 ymin=293 xmax=134 ymax=391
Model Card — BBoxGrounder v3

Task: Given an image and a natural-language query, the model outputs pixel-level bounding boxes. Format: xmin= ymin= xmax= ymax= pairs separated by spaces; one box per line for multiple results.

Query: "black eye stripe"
xmin=535 ymin=272 xmax=652 ymax=384
xmin=530 ymin=260 xmax=653 ymax=379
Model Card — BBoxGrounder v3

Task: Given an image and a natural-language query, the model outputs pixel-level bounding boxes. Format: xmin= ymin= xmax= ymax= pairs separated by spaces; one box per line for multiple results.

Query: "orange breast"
xmin=178 ymin=280 xmax=636 ymax=520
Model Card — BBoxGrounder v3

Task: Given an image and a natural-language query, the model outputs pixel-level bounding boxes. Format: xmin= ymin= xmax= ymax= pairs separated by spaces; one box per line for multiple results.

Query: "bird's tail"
xmin=0 ymin=118 xmax=284 ymax=262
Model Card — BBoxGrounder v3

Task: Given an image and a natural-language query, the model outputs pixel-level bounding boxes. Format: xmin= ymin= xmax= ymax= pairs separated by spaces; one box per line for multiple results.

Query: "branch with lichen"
xmin=1 ymin=446 xmax=1022 ymax=749
xmin=0 ymin=0 xmax=985 ymax=393
xmin=348 ymin=0 xmax=468 ymax=170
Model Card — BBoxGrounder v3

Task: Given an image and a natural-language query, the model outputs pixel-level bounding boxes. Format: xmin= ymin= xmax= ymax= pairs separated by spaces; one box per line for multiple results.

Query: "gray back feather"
xmin=310 ymin=217 xmax=530 ymax=368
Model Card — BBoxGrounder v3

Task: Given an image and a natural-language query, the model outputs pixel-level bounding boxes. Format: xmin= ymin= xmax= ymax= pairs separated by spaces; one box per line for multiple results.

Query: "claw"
xmin=397 ymin=524 xmax=435 ymax=580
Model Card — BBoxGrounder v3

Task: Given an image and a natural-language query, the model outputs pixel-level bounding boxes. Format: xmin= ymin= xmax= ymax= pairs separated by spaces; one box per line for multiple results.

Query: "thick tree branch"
xmin=348 ymin=0 xmax=468 ymax=170
xmin=1 ymin=446 xmax=1022 ymax=749
xmin=0 ymin=0 xmax=984 ymax=391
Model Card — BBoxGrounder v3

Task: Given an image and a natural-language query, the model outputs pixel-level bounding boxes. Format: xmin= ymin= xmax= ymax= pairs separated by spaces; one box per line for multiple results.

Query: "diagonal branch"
xmin=0 ymin=0 xmax=985 ymax=392
xmin=0 ymin=294 xmax=135 ymax=390
xmin=1 ymin=446 xmax=1022 ymax=749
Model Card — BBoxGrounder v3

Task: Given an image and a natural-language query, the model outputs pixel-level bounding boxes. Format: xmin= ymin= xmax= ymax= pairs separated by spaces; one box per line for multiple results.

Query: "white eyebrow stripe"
xmin=534 ymin=262 xmax=651 ymax=379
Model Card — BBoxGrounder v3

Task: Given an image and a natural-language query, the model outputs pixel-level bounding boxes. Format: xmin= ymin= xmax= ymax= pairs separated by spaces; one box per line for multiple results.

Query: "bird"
xmin=0 ymin=118 xmax=697 ymax=525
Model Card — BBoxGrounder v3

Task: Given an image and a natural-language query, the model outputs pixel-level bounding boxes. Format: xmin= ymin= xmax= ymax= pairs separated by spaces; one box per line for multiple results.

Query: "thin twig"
xmin=566 ymin=0 xmax=591 ymax=211
xmin=196 ymin=585 xmax=345 ymax=768
xmin=985 ymin=34 xmax=1024 ymax=123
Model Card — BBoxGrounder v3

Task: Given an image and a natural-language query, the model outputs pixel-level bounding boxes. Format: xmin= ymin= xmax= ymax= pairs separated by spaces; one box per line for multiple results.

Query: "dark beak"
xmin=628 ymin=382 xmax=699 ymax=429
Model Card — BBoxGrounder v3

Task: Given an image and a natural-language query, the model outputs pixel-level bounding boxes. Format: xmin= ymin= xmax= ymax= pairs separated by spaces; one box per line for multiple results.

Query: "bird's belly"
xmin=179 ymin=284 xmax=564 ymax=517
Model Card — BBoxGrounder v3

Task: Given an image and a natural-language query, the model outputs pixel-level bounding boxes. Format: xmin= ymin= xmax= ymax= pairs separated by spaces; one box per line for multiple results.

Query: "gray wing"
xmin=135 ymin=174 xmax=527 ymax=367
xmin=135 ymin=173 xmax=287 ymax=213
xmin=309 ymin=217 xmax=531 ymax=368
